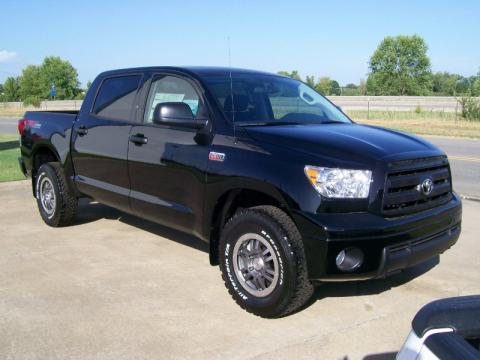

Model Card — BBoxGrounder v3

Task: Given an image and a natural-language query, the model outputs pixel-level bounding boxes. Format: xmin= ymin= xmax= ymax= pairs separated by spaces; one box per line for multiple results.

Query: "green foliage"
xmin=74 ymin=92 xmax=85 ymax=100
xmin=315 ymin=77 xmax=331 ymax=95
xmin=415 ymin=105 xmax=422 ymax=114
xmin=471 ymin=78 xmax=480 ymax=97
xmin=2 ymin=77 xmax=21 ymax=101
xmin=19 ymin=65 xmax=44 ymax=101
xmin=329 ymin=80 xmax=341 ymax=95
xmin=367 ymin=35 xmax=432 ymax=95
xmin=277 ymin=70 xmax=301 ymax=81
xmin=276 ymin=71 xmax=342 ymax=96
xmin=305 ymin=75 xmax=315 ymax=88
xmin=40 ymin=56 xmax=80 ymax=99
xmin=23 ymin=95 xmax=41 ymax=107
xmin=460 ymin=97 xmax=480 ymax=121
xmin=4 ymin=56 xmax=81 ymax=105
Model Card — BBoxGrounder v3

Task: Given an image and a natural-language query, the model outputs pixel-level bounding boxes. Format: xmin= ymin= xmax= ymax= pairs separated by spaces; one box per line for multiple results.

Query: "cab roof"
xmin=98 ymin=66 xmax=278 ymax=79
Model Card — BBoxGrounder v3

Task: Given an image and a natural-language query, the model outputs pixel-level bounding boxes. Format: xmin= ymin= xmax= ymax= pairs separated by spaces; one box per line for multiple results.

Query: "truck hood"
xmin=244 ymin=123 xmax=442 ymax=164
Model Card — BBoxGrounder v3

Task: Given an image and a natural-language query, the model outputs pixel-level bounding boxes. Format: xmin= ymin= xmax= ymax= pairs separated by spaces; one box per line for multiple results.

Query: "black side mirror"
xmin=153 ymin=102 xmax=207 ymax=129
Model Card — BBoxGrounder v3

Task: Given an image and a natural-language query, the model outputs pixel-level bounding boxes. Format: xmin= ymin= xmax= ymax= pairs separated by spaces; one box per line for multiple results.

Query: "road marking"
xmin=449 ymin=155 xmax=480 ymax=163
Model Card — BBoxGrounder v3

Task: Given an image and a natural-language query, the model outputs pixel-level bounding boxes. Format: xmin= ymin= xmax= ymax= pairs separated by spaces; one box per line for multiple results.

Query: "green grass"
xmin=347 ymin=110 xmax=480 ymax=139
xmin=0 ymin=134 xmax=25 ymax=182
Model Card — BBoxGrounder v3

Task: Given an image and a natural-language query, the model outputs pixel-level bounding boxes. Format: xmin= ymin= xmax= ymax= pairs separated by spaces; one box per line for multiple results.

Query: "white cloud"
xmin=0 ymin=50 xmax=18 ymax=62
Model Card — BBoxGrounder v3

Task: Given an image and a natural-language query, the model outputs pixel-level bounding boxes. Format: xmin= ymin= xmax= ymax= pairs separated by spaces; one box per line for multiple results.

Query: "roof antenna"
xmin=227 ymin=36 xmax=237 ymax=143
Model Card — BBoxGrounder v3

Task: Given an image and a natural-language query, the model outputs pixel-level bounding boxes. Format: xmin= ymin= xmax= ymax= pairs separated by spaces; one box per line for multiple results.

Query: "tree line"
xmin=0 ymin=56 xmax=86 ymax=106
xmin=279 ymin=35 xmax=480 ymax=97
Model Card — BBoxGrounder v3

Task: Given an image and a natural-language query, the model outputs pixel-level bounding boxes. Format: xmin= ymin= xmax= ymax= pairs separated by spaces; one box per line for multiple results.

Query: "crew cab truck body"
xmin=18 ymin=67 xmax=462 ymax=317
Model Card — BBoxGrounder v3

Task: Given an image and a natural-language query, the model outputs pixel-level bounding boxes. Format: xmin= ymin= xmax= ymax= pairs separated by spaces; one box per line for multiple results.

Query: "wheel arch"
xmin=207 ymin=184 xmax=299 ymax=266
xmin=31 ymin=145 xmax=61 ymax=196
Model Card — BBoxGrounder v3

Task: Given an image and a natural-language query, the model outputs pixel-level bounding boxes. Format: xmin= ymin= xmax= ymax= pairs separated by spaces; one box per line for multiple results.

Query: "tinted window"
xmin=203 ymin=75 xmax=351 ymax=125
xmin=93 ymin=75 xmax=141 ymax=121
xmin=144 ymin=75 xmax=201 ymax=123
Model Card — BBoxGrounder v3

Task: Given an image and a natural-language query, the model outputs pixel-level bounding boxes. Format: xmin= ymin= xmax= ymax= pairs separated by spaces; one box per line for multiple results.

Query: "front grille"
xmin=382 ymin=156 xmax=453 ymax=217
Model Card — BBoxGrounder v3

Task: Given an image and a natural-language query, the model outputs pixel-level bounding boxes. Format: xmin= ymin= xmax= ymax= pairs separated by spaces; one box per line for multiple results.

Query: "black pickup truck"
xmin=18 ymin=67 xmax=462 ymax=317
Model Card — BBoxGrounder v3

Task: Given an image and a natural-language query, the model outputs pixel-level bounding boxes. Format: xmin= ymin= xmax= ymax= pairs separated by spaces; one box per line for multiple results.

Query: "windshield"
xmin=203 ymin=74 xmax=351 ymax=126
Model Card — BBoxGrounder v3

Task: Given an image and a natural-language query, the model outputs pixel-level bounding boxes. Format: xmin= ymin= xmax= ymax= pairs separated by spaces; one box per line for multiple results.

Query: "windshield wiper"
xmin=238 ymin=121 xmax=301 ymax=127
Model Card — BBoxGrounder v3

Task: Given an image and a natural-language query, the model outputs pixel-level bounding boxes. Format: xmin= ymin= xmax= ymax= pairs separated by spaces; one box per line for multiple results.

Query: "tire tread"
xmin=220 ymin=205 xmax=313 ymax=317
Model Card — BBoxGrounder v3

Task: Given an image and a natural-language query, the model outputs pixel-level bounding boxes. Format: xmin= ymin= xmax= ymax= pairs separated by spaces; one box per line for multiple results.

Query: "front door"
xmin=71 ymin=74 xmax=142 ymax=212
xmin=128 ymin=73 xmax=210 ymax=236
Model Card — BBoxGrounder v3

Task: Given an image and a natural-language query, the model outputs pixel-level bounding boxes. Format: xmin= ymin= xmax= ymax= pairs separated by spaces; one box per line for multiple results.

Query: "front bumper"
xmin=293 ymin=193 xmax=462 ymax=280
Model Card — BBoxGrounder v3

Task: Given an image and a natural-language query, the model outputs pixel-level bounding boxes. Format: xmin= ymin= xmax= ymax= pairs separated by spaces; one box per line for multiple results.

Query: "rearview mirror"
xmin=153 ymin=102 xmax=206 ymax=130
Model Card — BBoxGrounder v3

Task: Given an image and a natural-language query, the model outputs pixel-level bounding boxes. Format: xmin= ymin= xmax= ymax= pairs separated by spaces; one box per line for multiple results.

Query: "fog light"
xmin=336 ymin=247 xmax=364 ymax=272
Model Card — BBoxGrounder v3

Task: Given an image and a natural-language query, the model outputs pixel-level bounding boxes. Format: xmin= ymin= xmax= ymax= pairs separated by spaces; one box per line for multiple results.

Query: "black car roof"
xmin=98 ymin=66 xmax=278 ymax=79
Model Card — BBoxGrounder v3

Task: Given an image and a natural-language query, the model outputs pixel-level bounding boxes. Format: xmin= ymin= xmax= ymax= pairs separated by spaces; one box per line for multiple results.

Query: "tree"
xmin=315 ymin=77 xmax=332 ymax=95
xmin=358 ymin=79 xmax=367 ymax=95
xmin=277 ymin=70 xmax=302 ymax=81
xmin=19 ymin=65 xmax=44 ymax=100
xmin=366 ymin=35 xmax=432 ymax=95
xmin=17 ymin=56 xmax=80 ymax=102
xmin=342 ymin=83 xmax=359 ymax=96
xmin=329 ymin=80 xmax=341 ymax=95
xmin=40 ymin=56 xmax=80 ymax=99
xmin=472 ymin=78 xmax=480 ymax=97
xmin=305 ymin=75 xmax=315 ymax=88
xmin=432 ymin=72 xmax=473 ymax=96
xmin=3 ymin=76 xmax=21 ymax=101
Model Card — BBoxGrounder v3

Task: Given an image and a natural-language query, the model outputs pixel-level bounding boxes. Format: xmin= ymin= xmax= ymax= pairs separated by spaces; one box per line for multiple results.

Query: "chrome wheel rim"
xmin=39 ymin=177 xmax=56 ymax=218
xmin=232 ymin=233 xmax=279 ymax=297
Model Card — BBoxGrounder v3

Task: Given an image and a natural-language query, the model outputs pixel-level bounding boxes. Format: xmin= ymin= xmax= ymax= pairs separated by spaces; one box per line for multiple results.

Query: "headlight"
xmin=304 ymin=166 xmax=372 ymax=198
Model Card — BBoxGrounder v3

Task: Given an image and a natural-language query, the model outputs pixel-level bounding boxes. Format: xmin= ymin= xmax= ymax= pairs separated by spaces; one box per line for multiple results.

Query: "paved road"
xmin=0 ymin=116 xmax=18 ymax=134
xmin=425 ymin=136 xmax=480 ymax=198
xmin=1 ymin=116 xmax=479 ymax=197
xmin=0 ymin=180 xmax=478 ymax=359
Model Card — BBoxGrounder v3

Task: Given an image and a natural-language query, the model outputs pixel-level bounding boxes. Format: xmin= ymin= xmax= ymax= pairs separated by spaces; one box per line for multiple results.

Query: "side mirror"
xmin=153 ymin=102 xmax=207 ymax=129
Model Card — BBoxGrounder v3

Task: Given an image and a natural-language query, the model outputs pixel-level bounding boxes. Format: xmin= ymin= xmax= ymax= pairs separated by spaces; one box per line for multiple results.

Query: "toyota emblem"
xmin=417 ymin=178 xmax=434 ymax=196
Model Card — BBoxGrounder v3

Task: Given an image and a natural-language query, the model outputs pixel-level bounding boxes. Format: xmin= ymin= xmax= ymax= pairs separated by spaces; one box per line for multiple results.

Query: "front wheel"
xmin=219 ymin=206 xmax=313 ymax=317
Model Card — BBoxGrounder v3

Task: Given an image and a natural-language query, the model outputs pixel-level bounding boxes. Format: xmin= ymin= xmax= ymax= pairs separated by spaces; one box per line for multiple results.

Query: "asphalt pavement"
xmin=0 ymin=116 xmax=18 ymax=134
xmin=1 ymin=116 xmax=479 ymax=198
xmin=0 ymin=180 xmax=478 ymax=359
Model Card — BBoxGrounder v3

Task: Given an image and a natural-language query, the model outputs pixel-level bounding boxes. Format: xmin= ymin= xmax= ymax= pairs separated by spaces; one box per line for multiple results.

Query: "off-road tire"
xmin=35 ymin=162 xmax=77 ymax=227
xmin=219 ymin=205 xmax=314 ymax=318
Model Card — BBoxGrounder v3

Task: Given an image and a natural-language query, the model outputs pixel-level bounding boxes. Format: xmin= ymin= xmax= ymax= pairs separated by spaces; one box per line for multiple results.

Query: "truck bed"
xmin=19 ymin=110 xmax=79 ymax=177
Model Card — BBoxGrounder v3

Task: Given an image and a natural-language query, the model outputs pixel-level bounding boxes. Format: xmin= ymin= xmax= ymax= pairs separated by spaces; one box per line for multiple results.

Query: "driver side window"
xmin=144 ymin=75 xmax=200 ymax=123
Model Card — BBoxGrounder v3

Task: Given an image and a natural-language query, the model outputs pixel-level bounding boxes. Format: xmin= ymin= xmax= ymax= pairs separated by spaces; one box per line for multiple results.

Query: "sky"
xmin=0 ymin=0 xmax=479 ymax=87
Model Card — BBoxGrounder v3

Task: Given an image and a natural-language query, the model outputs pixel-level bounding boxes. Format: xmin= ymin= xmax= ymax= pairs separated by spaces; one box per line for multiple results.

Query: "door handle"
xmin=129 ymin=134 xmax=148 ymax=145
xmin=77 ymin=125 xmax=88 ymax=136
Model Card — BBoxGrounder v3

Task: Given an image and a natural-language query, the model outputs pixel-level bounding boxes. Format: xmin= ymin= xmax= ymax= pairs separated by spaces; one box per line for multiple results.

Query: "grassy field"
xmin=347 ymin=110 xmax=480 ymax=139
xmin=0 ymin=134 xmax=25 ymax=182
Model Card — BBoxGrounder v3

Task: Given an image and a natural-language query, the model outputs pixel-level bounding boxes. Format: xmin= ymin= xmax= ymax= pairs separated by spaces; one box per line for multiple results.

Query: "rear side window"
xmin=92 ymin=75 xmax=141 ymax=121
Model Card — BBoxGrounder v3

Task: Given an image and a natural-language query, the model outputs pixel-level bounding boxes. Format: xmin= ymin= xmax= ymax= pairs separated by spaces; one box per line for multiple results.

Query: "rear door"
xmin=71 ymin=74 xmax=142 ymax=212
xmin=127 ymin=72 xmax=210 ymax=236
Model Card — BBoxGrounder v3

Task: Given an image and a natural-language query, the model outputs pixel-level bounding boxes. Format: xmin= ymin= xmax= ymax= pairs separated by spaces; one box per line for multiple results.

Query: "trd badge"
xmin=209 ymin=152 xmax=226 ymax=162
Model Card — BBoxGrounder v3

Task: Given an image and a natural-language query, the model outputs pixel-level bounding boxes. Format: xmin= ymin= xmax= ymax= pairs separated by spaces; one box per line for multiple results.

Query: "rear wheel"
xmin=219 ymin=205 xmax=313 ymax=317
xmin=35 ymin=163 xmax=77 ymax=227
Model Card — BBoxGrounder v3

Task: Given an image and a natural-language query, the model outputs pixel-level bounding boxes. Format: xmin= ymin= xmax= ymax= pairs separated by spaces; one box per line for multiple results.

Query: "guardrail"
xmin=329 ymin=96 xmax=464 ymax=112
xmin=1 ymin=96 xmax=477 ymax=113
